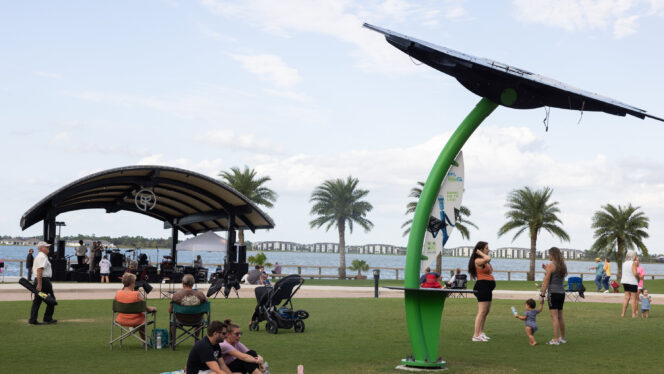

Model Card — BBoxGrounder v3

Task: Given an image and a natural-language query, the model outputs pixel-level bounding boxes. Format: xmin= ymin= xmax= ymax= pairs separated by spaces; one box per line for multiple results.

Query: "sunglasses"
xmin=233 ymin=332 xmax=243 ymax=336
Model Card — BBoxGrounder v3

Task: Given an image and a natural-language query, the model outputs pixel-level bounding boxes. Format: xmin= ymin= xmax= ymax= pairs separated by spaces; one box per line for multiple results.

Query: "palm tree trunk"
xmin=616 ymin=239 xmax=625 ymax=281
xmin=435 ymin=252 xmax=442 ymax=274
xmin=528 ymin=233 xmax=537 ymax=281
xmin=238 ymin=229 xmax=245 ymax=246
xmin=338 ymin=219 xmax=346 ymax=279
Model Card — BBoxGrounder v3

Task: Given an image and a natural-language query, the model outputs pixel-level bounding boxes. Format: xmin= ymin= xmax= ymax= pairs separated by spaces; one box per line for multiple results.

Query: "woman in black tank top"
xmin=539 ymin=247 xmax=568 ymax=345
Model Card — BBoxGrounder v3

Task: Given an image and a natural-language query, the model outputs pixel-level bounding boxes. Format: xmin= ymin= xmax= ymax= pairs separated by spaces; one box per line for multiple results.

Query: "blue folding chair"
xmin=564 ymin=277 xmax=584 ymax=301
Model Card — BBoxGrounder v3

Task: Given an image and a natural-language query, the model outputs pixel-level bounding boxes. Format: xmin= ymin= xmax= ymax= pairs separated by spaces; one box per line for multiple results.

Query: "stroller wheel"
xmin=266 ymin=320 xmax=278 ymax=334
xmin=294 ymin=319 xmax=305 ymax=333
xmin=249 ymin=321 xmax=259 ymax=331
xmin=296 ymin=310 xmax=309 ymax=319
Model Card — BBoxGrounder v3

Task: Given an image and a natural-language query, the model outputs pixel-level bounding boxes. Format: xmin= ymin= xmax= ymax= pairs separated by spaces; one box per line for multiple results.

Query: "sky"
xmin=2 ymin=0 xmax=664 ymax=254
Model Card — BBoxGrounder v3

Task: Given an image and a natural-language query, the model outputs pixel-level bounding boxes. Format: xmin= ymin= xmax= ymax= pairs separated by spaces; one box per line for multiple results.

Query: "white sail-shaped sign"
xmin=420 ymin=151 xmax=465 ymax=271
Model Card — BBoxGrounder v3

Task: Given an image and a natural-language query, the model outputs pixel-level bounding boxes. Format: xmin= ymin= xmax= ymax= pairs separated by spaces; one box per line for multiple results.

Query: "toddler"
xmin=515 ymin=298 xmax=543 ymax=345
xmin=640 ymin=289 xmax=652 ymax=318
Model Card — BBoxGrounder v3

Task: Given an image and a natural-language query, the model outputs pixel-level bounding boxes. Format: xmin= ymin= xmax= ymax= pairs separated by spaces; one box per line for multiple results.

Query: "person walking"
xmin=621 ymin=250 xmax=640 ymax=318
xmin=539 ymin=247 xmax=567 ymax=345
xmin=468 ymin=241 xmax=495 ymax=342
xmin=28 ymin=242 xmax=57 ymax=325
xmin=26 ymin=248 xmax=34 ymax=281
xmin=99 ymin=255 xmax=111 ymax=283
xmin=589 ymin=258 xmax=603 ymax=292
xmin=602 ymin=258 xmax=611 ymax=293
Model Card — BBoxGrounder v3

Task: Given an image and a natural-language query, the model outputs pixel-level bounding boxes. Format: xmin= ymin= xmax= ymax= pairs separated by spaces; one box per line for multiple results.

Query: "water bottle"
xmin=511 ymin=306 xmax=517 ymax=316
xmin=156 ymin=333 xmax=162 ymax=349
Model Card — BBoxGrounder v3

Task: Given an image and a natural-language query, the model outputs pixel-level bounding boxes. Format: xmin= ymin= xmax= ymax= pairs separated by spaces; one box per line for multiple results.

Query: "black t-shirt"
xmin=186 ymin=337 xmax=220 ymax=374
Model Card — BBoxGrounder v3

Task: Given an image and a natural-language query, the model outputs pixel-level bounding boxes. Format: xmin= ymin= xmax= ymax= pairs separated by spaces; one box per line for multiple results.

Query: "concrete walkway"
xmin=0 ymin=277 xmax=658 ymax=304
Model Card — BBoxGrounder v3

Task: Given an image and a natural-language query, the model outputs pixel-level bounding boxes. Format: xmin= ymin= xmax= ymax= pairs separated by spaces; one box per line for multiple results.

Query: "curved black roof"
xmin=20 ymin=165 xmax=275 ymax=235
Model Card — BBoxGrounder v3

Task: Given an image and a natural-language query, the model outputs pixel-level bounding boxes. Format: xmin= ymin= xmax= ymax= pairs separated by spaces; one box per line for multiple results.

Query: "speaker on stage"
xmin=227 ymin=245 xmax=237 ymax=264
xmin=237 ymin=245 xmax=247 ymax=264
xmin=228 ymin=262 xmax=248 ymax=278
xmin=57 ymin=240 xmax=66 ymax=260
xmin=52 ymin=259 xmax=67 ymax=281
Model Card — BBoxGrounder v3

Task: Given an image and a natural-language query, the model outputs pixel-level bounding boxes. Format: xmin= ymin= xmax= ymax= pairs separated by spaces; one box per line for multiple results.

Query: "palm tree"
xmin=218 ymin=166 xmax=277 ymax=245
xmin=591 ymin=203 xmax=649 ymax=280
xmin=349 ymin=259 xmax=370 ymax=278
xmin=247 ymin=252 xmax=272 ymax=267
xmin=497 ymin=186 xmax=570 ymax=281
xmin=309 ymin=176 xmax=374 ymax=278
xmin=401 ymin=181 xmax=478 ymax=273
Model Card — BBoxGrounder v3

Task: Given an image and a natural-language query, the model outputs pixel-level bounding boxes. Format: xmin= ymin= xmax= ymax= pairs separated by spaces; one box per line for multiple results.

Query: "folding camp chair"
xmin=170 ymin=301 xmax=211 ymax=350
xmin=565 ymin=277 xmax=584 ymax=302
xmin=110 ymin=300 xmax=156 ymax=350
xmin=448 ymin=275 xmax=468 ymax=298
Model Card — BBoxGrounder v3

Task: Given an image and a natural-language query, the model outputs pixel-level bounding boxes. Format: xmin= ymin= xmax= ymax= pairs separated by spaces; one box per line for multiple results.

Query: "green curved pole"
xmin=403 ymin=97 xmax=498 ymax=368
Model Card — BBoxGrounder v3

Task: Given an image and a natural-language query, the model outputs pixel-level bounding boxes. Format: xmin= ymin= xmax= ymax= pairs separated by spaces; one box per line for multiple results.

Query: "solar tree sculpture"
xmin=364 ymin=23 xmax=663 ymax=370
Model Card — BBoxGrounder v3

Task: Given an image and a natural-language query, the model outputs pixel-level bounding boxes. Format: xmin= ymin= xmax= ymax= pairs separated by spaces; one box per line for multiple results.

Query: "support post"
xmin=227 ymin=213 xmax=236 ymax=265
xmin=402 ymin=97 xmax=498 ymax=369
xmin=171 ymin=224 xmax=179 ymax=264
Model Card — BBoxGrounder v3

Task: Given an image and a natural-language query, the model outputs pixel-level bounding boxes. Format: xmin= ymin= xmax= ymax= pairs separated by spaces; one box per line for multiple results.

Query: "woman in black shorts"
xmin=539 ymin=247 xmax=567 ymax=345
xmin=468 ymin=241 xmax=495 ymax=342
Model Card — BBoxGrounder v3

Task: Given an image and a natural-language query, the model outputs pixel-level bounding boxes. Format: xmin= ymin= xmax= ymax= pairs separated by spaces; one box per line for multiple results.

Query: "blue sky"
xmin=2 ymin=1 xmax=664 ymax=254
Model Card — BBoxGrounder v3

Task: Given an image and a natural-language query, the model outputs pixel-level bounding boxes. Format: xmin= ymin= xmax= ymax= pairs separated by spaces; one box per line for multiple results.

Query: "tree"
xmin=247 ymin=252 xmax=272 ymax=267
xmin=309 ymin=176 xmax=374 ymax=279
xmin=349 ymin=259 xmax=370 ymax=277
xmin=590 ymin=203 xmax=649 ymax=280
xmin=218 ymin=166 xmax=278 ymax=245
xmin=497 ymin=186 xmax=570 ymax=281
xmin=401 ymin=181 xmax=478 ymax=273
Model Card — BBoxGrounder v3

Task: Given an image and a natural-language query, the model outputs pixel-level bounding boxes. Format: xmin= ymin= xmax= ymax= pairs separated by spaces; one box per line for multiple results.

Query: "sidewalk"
xmin=1 ymin=277 xmax=658 ymax=303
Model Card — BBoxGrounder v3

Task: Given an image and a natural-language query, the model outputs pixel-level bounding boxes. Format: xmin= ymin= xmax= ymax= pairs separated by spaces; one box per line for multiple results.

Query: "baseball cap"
xmin=37 ymin=241 xmax=52 ymax=248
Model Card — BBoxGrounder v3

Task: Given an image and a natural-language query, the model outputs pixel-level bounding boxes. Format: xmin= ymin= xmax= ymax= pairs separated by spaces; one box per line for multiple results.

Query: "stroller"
xmin=249 ymin=274 xmax=309 ymax=334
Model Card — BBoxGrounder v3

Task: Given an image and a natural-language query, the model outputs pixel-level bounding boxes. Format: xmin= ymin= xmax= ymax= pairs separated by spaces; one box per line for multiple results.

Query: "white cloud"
xmin=512 ymin=0 xmax=662 ymax=38
xmin=196 ymin=23 xmax=237 ymax=41
xmin=35 ymin=71 xmax=63 ymax=79
xmin=230 ymin=53 xmax=301 ymax=88
xmin=194 ymin=129 xmax=284 ymax=153
xmin=136 ymin=154 xmax=225 ymax=177
xmin=201 ymin=0 xmax=460 ymax=74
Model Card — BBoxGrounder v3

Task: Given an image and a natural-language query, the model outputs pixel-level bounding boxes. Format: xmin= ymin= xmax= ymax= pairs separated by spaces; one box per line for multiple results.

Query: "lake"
xmin=2 ymin=245 xmax=663 ymax=281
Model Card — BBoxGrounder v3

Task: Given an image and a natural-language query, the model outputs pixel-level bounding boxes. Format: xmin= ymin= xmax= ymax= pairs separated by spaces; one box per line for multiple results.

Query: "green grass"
xmin=308 ymin=278 xmax=664 ymax=294
xmin=1 ymin=295 xmax=661 ymax=373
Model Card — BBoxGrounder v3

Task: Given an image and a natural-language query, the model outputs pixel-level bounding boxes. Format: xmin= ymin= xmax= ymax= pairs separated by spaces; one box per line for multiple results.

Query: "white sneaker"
xmin=480 ymin=332 xmax=491 ymax=340
xmin=603 ymin=290 xmax=609 ymax=293
xmin=558 ymin=338 xmax=567 ymax=344
xmin=546 ymin=339 xmax=560 ymax=345
xmin=472 ymin=336 xmax=487 ymax=342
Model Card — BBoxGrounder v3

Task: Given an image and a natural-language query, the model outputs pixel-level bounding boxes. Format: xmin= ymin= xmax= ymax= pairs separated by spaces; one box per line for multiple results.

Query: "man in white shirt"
xmin=29 ymin=241 xmax=57 ymax=325
xmin=75 ymin=240 xmax=88 ymax=265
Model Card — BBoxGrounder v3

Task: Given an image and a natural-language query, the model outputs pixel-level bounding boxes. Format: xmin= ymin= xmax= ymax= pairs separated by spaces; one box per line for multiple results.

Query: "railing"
xmin=3 ymin=258 xmax=664 ymax=281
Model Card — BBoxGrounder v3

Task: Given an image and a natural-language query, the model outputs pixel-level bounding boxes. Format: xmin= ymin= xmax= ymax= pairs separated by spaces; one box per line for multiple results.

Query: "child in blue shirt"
xmin=640 ymin=289 xmax=652 ymax=318
xmin=515 ymin=298 xmax=544 ymax=345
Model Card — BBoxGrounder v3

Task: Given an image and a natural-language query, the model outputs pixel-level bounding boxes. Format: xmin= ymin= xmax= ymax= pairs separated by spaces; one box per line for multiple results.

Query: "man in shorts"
xmin=186 ymin=320 xmax=233 ymax=374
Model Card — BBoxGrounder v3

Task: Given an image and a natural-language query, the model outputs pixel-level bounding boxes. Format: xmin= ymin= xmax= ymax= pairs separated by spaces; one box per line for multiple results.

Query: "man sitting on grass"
xmin=186 ymin=320 xmax=233 ymax=374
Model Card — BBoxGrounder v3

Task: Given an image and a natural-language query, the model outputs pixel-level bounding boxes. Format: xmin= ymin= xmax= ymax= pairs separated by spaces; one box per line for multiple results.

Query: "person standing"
xmin=89 ymin=241 xmax=100 ymax=272
xmin=468 ymin=241 xmax=495 ymax=342
xmin=602 ymin=258 xmax=612 ymax=293
xmin=76 ymin=240 xmax=88 ymax=265
xmin=99 ymin=255 xmax=111 ymax=283
xmin=29 ymin=242 xmax=57 ymax=325
xmin=621 ymin=250 xmax=640 ymax=318
xmin=26 ymin=248 xmax=34 ymax=281
xmin=539 ymin=247 xmax=567 ymax=345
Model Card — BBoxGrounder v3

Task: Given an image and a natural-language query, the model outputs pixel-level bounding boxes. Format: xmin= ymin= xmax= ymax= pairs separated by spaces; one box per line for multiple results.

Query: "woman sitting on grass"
xmin=114 ymin=272 xmax=157 ymax=340
xmin=220 ymin=319 xmax=268 ymax=374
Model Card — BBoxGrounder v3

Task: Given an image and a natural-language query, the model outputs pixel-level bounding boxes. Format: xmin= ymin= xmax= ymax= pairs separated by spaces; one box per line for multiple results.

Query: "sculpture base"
xmin=397 ymin=359 xmax=447 ymax=371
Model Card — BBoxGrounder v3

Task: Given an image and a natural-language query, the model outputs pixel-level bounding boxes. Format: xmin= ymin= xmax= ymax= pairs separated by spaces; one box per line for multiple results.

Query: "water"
xmin=2 ymin=245 xmax=663 ymax=281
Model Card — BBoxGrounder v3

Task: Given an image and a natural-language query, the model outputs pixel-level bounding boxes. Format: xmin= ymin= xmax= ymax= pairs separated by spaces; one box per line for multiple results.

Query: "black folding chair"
xmin=447 ymin=275 xmax=468 ymax=298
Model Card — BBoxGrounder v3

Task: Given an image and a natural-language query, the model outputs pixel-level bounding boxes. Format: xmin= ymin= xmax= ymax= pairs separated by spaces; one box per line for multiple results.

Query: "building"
xmin=252 ymin=241 xmax=302 ymax=251
xmin=541 ymin=247 xmax=584 ymax=260
xmin=251 ymin=241 xmax=406 ymax=255
xmin=492 ymin=247 xmax=533 ymax=259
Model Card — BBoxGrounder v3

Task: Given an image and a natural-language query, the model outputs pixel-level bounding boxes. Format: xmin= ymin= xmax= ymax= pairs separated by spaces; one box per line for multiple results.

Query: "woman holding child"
xmin=468 ymin=241 xmax=495 ymax=342
xmin=539 ymin=247 xmax=567 ymax=345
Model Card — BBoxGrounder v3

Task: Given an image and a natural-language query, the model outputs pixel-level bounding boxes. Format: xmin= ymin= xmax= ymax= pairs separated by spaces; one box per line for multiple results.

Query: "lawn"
xmin=1 ymin=295 xmax=660 ymax=373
